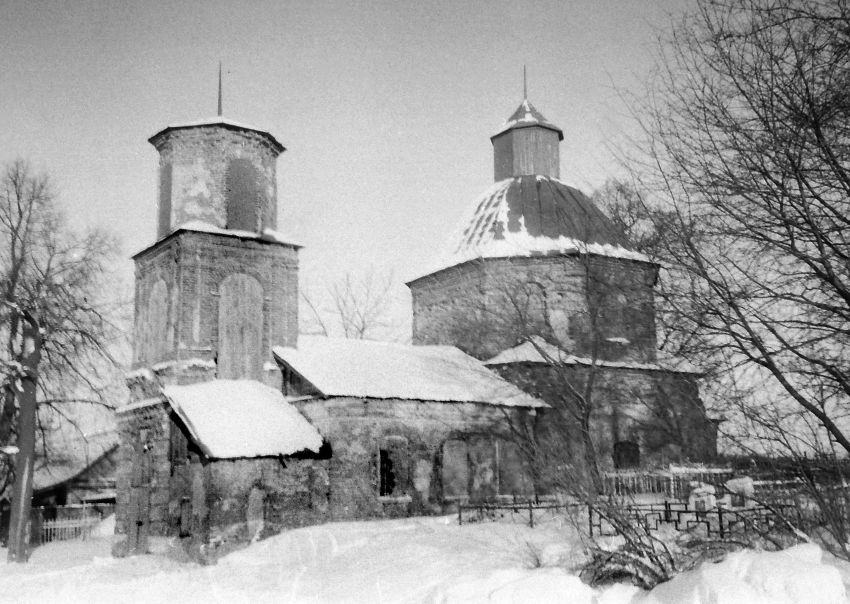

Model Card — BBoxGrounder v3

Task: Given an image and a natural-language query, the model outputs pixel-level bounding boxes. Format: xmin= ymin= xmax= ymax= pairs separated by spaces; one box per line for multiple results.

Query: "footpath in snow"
xmin=0 ymin=514 xmax=848 ymax=604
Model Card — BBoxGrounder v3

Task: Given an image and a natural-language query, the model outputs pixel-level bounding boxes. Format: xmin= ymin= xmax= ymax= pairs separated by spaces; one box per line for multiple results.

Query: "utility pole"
xmin=7 ymin=311 xmax=41 ymax=562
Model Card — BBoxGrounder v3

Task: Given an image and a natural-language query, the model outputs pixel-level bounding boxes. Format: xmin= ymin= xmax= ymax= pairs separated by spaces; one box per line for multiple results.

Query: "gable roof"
xmin=409 ymin=175 xmax=650 ymax=281
xmin=485 ymin=337 xmax=700 ymax=374
xmin=161 ymin=380 xmax=323 ymax=459
xmin=273 ymin=336 xmax=546 ymax=408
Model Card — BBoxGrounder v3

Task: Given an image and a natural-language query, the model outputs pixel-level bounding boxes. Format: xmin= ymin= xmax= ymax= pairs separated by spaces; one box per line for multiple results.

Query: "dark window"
xmin=378 ymin=437 xmax=409 ymax=497
xmin=225 ymin=157 xmax=261 ymax=231
xmin=614 ymin=441 xmax=640 ymax=469
xmin=169 ymin=419 xmax=188 ymax=470
xmin=179 ymin=497 xmax=191 ymax=537
xmin=379 ymin=450 xmax=396 ymax=496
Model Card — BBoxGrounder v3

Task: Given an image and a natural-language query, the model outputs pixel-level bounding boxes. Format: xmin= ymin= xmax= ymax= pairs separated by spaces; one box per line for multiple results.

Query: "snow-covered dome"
xmin=416 ymin=174 xmax=649 ymax=279
xmin=411 ymin=96 xmax=650 ymax=280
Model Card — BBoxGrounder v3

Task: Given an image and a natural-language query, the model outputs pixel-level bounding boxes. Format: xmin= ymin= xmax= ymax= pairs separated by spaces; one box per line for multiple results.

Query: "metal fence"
xmin=601 ymin=469 xmax=736 ymax=499
xmin=587 ymin=501 xmax=795 ymax=538
xmin=33 ymin=503 xmax=114 ymax=544
xmin=457 ymin=499 xmax=796 ymax=540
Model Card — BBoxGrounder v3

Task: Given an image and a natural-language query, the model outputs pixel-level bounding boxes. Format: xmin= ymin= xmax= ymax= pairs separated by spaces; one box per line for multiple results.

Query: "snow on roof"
xmin=164 ymin=116 xmax=269 ymax=132
xmin=148 ymin=117 xmax=285 ymax=153
xmin=491 ymin=99 xmax=564 ymax=140
xmin=161 ymin=380 xmax=323 ymax=459
xmin=484 ymin=337 xmax=700 ymax=374
xmin=31 ymin=430 xmax=118 ymax=493
xmin=173 ymin=220 xmax=302 ymax=247
xmin=409 ymin=176 xmax=650 ymax=281
xmin=273 ymin=336 xmax=546 ymax=408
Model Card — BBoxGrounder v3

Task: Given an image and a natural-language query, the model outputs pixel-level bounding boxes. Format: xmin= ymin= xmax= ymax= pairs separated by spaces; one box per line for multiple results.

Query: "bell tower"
xmin=130 ymin=110 xmax=298 ymax=388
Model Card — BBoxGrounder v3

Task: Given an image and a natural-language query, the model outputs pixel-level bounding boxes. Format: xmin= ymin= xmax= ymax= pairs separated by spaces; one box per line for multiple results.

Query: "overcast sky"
xmin=0 ymin=0 xmax=691 ymax=340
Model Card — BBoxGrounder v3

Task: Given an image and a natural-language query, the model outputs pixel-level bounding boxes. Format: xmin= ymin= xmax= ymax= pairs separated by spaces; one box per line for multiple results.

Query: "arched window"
xmin=468 ymin=437 xmax=498 ymax=501
xmin=225 ymin=158 xmax=261 ymax=231
xmin=218 ymin=273 xmax=264 ymax=379
xmin=523 ymin=281 xmax=549 ymax=336
xmin=246 ymin=486 xmax=265 ymax=538
xmin=497 ymin=440 xmax=533 ymax=497
xmin=441 ymin=439 xmax=469 ymax=499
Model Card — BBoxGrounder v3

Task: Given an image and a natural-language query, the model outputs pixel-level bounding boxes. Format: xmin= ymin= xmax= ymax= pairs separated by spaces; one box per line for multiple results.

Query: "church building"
xmin=113 ymin=91 xmax=716 ymax=561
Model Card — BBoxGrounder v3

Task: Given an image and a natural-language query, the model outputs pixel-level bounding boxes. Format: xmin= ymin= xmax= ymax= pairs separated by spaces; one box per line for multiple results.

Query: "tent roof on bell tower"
xmin=148 ymin=117 xmax=285 ymax=154
xmin=491 ymin=99 xmax=564 ymax=141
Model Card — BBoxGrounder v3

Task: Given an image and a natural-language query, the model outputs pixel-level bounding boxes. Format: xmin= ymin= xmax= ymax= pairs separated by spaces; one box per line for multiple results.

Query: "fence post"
xmin=458 ymin=504 xmax=462 ymax=526
xmin=588 ymin=505 xmax=593 ymax=537
xmin=528 ymin=501 xmax=534 ymax=528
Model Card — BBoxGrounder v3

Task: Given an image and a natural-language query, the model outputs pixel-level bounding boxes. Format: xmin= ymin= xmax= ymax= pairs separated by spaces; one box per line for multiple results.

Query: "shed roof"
xmin=409 ymin=175 xmax=650 ymax=281
xmin=484 ymin=337 xmax=700 ymax=374
xmin=161 ymin=380 xmax=323 ymax=459
xmin=273 ymin=336 xmax=546 ymax=408
xmin=32 ymin=430 xmax=119 ymax=493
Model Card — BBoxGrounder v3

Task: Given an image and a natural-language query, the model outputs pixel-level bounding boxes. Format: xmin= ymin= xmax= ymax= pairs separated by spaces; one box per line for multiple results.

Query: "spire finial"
xmin=217 ymin=62 xmax=223 ymax=117
xmin=523 ymin=65 xmax=527 ymax=100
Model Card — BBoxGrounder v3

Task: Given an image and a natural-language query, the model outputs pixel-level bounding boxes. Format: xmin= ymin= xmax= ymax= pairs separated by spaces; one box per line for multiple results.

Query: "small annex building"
xmin=274 ymin=336 xmax=545 ymax=518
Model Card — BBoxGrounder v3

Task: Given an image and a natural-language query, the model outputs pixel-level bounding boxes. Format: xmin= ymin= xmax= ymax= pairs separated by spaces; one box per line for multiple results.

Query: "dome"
xmin=416 ymin=175 xmax=649 ymax=279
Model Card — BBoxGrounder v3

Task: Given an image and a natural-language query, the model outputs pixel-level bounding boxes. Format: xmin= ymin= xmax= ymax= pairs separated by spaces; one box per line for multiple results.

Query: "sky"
xmin=0 ymin=0 xmax=691 ymax=341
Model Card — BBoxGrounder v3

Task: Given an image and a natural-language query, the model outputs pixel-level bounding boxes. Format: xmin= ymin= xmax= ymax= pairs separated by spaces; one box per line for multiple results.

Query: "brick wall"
xmin=409 ymin=254 xmax=658 ymax=362
xmin=132 ymin=230 xmax=298 ymax=372
xmin=492 ymin=363 xmax=718 ymax=476
xmin=113 ymin=402 xmax=171 ymax=556
xmin=150 ymin=125 xmax=281 ymax=238
xmin=294 ymin=397 xmax=538 ymax=520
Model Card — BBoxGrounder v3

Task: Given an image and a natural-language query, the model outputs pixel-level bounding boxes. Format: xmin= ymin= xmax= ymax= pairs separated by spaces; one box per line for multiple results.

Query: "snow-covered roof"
xmin=174 ymin=220 xmax=302 ymax=247
xmin=492 ymin=99 xmax=564 ymax=141
xmin=273 ymin=336 xmax=546 ymax=408
xmin=161 ymin=380 xmax=323 ymax=459
xmin=148 ymin=116 xmax=285 ymax=153
xmin=132 ymin=219 xmax=302 ymax=259
xmin=31 ymin=430 xmax=118 ymax=493
xmin=484 ymin=337 xmax=700 ymax=374
xmin=409 ymin=175 xmax=650 ymax=281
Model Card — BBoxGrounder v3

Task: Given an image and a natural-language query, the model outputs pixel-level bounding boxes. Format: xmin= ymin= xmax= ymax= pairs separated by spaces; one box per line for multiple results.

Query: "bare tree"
xmin=620 ymin=0 xmax=850 ymax=557
xmin=301 ymin=268 xmax=400 ymax=340
xmin=0 ymin=160 xmax=120 ymax=561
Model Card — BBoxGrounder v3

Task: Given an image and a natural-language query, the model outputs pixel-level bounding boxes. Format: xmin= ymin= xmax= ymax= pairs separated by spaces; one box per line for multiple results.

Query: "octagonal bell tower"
xmin=130 ymin=113 xmax=298 ymax=389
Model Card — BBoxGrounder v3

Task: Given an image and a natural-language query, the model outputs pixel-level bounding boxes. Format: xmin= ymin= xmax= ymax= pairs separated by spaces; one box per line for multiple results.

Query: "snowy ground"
xmin=0 ymin=514 xmax=848 ymax=604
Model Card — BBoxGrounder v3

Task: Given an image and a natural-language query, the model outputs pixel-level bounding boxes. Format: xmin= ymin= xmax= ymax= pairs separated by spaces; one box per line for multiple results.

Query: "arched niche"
xmin=218 ymin=273 xmax=264 ymax=379
xmin=137 ymin=279 xmax=170 ymax=364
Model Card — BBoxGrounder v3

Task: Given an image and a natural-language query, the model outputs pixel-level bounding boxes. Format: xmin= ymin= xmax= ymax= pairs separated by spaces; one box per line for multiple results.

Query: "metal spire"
xmin=217 ymin=62 xmax=223 ymax=116
xmin=523 ymin=65 xmax=527 ymax=100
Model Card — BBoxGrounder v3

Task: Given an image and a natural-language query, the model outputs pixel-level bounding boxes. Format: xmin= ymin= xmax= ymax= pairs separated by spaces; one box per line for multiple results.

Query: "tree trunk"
xmin=580 ymin=414 xmax=603 ymax=497
xmin=7 ymin=313 xmax=40 ymax=563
